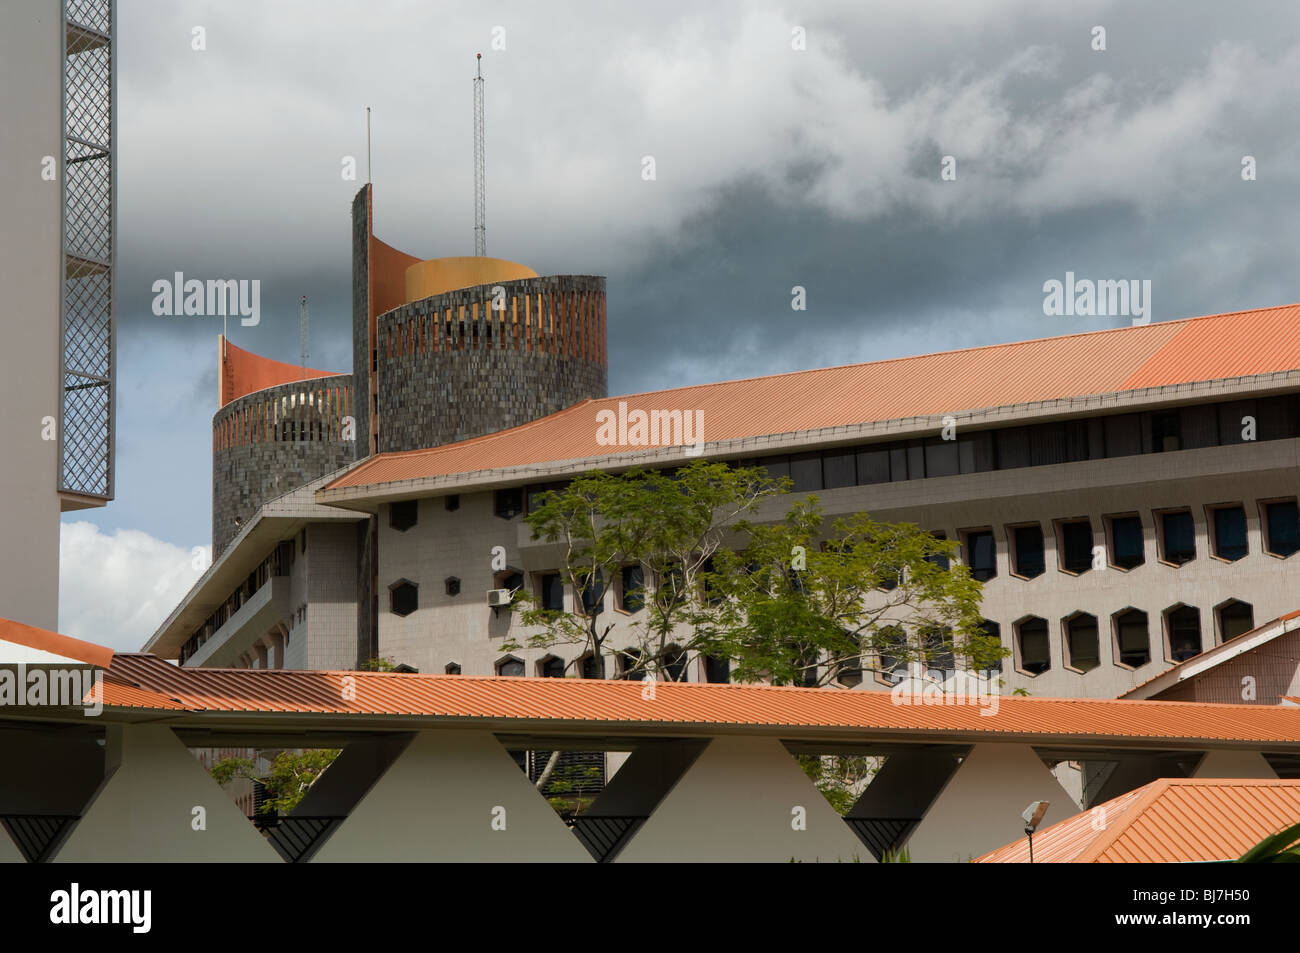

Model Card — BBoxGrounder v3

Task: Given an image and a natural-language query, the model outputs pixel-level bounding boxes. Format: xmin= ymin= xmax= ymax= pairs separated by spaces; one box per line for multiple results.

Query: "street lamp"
xmin=1022 ymin=800 xmax=1050 ymax=863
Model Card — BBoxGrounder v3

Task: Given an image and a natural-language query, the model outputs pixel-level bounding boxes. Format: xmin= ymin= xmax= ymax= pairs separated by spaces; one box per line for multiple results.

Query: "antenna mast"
xmin=299 ymin=295 xmax=309 ymax=368
xmin=473 ymin=53 xmax=486 ymax=256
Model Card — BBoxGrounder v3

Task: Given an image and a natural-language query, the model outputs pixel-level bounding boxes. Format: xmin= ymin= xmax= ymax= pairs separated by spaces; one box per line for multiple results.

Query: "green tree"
xmin=210 ymin=749 xmax=341 ymax=816
xmin=704 ymin=498 xmax=1003 ymax=686
xmin=506 ymin=459 xmax=787 ymax=679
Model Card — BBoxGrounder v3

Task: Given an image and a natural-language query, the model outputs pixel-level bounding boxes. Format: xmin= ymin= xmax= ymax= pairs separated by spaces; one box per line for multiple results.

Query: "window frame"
xmin=1006 ymin=522 xmax=1046 ymax=580
xmin=1154 ymin=507 xmax=1197 ymax=567
xmin=1104 ymin=512 xmax=1145 ymax=572
xmin=1111 ymin=607 xmax=1151 ymax=670
xmin=1205 ymin=502 xmax=1249 ymax=563
xmin=1260 ymin=497 xmax=1300 ymax=559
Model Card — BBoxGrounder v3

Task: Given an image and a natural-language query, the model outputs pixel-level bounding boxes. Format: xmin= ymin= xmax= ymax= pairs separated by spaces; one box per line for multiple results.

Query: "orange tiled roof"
xmin=85 ymin=655 xmax=1300 ymax=746
xmin=324 ymin=303 xmax=1300 ymax=491
xmin=219 ymin=337 xmax=343 ymax=408
xmin=975 ymin=778 xmax=1300 ymax=863
xmin=0 ymin=617 xmax=113 ymax=667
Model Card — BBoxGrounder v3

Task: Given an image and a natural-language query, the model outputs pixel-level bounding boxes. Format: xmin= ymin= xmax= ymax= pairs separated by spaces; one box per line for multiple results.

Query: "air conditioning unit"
xmin=486 ymin=588 xmax=512 ymax=607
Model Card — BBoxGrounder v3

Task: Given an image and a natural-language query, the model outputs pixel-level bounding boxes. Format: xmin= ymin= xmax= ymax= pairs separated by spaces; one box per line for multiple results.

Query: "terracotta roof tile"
xmin=324 ymin=303 xmax=1300 ymax=492
xmin=976 ymin=778 xmax=1300 ymax=863
xmin=92 ymin=655 xmax=1300 ymax=746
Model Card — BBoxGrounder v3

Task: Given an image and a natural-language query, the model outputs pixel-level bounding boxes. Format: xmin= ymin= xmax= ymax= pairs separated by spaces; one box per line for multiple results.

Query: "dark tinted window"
xmin=1258 ymin=395 xmax=1297 ymax=441
xmin=540 ymin=656 xmax=565 ymax=677
xmin=760 ymin=456 xmax=790 ymax=481
xmin=1218 ymin=600 xmax=1254 ymax=642
xmin=390 ymin=581 xmax=418 ymax=617
xmin=1218 ymin=400 xmax=1256 ymax=445
xmin=1167 ymin=606 xmax=1202 ymax=662
xmin=1109 ymin=515 xmax=1144 ymax=570
xmin=494 ymin=488 xmax=523 ymax=519
xmin=1059 ymin=520 xmax=1093 ymax=574
xmin=996 ymin=428 xmax=1030 ymax=469
xmin=1066 ymin=615 xmax=1100 ymax=672
xmin=965 ymin=530 xmax=996 ymax=581
xmin=1180 ymin=405 xmax=1218 ymax=449
xmin=1104 ymin=414 xmax=1142 ymax=457
xmin=822 ymin=450 xmax=856 ymax=488
xmin=1212 ymin=506 xmax=1248 ymax=561
xmin=789 ymin=452 xmax=823 ymax=492
xmin=1160 ymin=511 xmax=1196 ymax=564
xmin=1011 ymin=525 xmax=1045 ymax=578
xmin=925 ymin=532 xmax=950 ymax=571
xmin=957 ymin=431 xmax=994 ymax=473
xmin=497 ymin=657 xmax=525 ymax=677
xmin=580 ymin=570 xmax=604 ymax=615
xmin=924 ymin=437 xmax=959 ymax=478
xmin=1150 ymin=412 xmax=1180 ymax=452
xmin=705 ymin=655 xmax=731 ymax=683
xmin=539 ymin=572 xmax=564 ymax=611
xmin=1017 ymin=618 xmax=1050 ymax=674
xmin=390 ymin=500 xmax=418 ymax=531
xmin=1115 ymin=610 xmax=1150 ymax=668
xmin=1264 ymin=500 xmax=1300 ymax=557
xmin=620 ymin=565 xmax=644 ymax=612
xmin=856 ymin=446 xmax=891 ymax=484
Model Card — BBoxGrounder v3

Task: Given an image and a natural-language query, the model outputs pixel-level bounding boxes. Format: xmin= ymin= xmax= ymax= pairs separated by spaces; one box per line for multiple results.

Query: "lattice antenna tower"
xmin=473 ymin=52 xmax=486 ymax=256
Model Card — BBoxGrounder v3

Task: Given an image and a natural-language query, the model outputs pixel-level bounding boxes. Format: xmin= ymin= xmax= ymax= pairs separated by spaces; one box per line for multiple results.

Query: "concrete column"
xmin=311 ymin=730 xmax=590 ymax=862
xmin=54 ymin=725 xmax=281 ymax=862
xmin=615 ymin=736 xmax=869 ymax=863
xmin=904 ymin=743 xmax=1077 ymax=863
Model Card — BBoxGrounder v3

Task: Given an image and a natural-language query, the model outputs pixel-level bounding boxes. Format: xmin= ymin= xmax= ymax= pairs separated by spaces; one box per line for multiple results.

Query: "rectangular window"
xmin=538 ymin=572 xmax=564 ymax=611
xmin=1263 ymin=500 xmax=1300 ymax=557
xmin=1258 ymin=395 xmax=1298 ymax=441
xmin=906 ymin=441 xmax=925 ymax=480
xmin=1010 ymin=524 xmax=1045 ymax=578
xmin=1218 ymin=400 xmax=1257 ymax=446
xmin=822 ymin=449 xmax=856 ymax=488
xmin=995 ymin=427 xmax=1030 ymax=470
xmin=1104 ymin=414 xmax=1142 ymax=457
xmin=1108 ymin=515 xmax=1144 ymax=570
xmin=1211 ymin=505 xmax=1248 ymax=561
xmin=789 ymin=452 xmax=823 ymax=492
xmin=760 ymin=456 xmax=790 ymax=482
xmin=1159 ymin=510 xmax=1196 ymax=565
xmin=957 ymin=431 xmax=995 ymax=473
xmin=963 ymin=529 xmax=997 ymax=582
xmin=856 ymin=446 xmax=891 ymax=484
xmin=1057 ymin=520 xmax=1093 ymax=574
xmin=889 ymin=445 xmax=909 ymax=481
xmin=494 ymin=488 xmax=523 ymax=520
xmin=1180 ymin=404 xmax=1218 ymax=449
xmin=705 ymin=655 xmax=731 ymax=684
xmin=1029 ymin=422 xmax=1068 ymax=467
xmin=924 ymin=437 xmax=959 ymax=478
xmin=1150 ymin=412 xmax=1180 ymax=452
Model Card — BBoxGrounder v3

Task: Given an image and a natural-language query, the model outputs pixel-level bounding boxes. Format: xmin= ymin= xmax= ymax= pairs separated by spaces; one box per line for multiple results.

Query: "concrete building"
xmin=152 ymin=296 xmax=1300 ymax=712
xmin=0 ymin=0 xmax=116 ymax=628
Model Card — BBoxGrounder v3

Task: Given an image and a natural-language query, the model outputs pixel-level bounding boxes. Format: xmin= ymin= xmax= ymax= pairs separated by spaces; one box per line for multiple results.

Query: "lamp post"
xmin=1022 ymin=800 xmax=1050 ymax=863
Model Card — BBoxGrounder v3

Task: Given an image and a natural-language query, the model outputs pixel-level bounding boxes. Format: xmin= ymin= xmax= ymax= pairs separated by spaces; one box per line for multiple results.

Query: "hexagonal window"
xmin=445 ymin=662 xmax=462 ymax=675
xmin=496 ymin=655 xmax=524 ymax=677
xmin=1215 ymin=599 xmax=1254 ymax=643
xmin=1164 ymin=604 xmax=1202 ymax=662
xmin=1063 ymin=612 xmax=1100 ymax=673
xmin=579 ymin=652 xmax=603 ymax=679
xmin=1055 ymin=519 xmax=1094 ymax=575
xmin=1112 ymin=608 xmax=1150 ymax=669
xmin=390 ymin=500 xmax=418 ymax=532
xmin=1014 ymin=616 xmax=1050 ymax=675
xmin=444 ymin=494 xmax=460 ymax=512
xmin=445 ymin=576 xmax=461 ymax=597
xmin=538 ymin=655 xmax=565 ymax=678
xmin=1208 ymin=505 xmax=1248 ymax=561
xmin=1008 ymin=524 xmax=1045 ymax=579
xmin=389 ymin=579 xmax=418 ymax=617
xmin=976 ymin=619 xmax=1003 ymax=675
xmin=1261 ymin=499 xmax=1300 ymax=557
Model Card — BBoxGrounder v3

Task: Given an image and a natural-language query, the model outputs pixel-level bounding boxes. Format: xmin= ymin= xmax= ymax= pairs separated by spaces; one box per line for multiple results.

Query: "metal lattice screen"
xmin=61 ymin=0 xmax=114 ymax=498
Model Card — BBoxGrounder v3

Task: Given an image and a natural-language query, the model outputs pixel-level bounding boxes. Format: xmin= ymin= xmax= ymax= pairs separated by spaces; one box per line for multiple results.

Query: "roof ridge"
xmin=1075 ymin=777 xmax=1171 ymax=862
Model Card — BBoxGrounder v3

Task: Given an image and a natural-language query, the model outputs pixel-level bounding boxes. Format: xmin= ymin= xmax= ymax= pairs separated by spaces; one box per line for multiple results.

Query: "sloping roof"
xmin=219 ymin=336 xmax=343 ymax=408
xmin=73 ymin=654 xmax=1300 ymax=747
xmin=0 ymin=617 xmax=113 ymax=667
xmin=1119 ymin=610 xmax=1300 ymax=700
xmin=323 ymin=302 xmax=1300 ymax=493
xmin=975 ymin=778 xmax=1300 ymax=863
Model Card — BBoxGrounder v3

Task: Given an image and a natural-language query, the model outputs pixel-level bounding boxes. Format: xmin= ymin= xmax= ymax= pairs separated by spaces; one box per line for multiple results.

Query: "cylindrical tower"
xmin=211 ymin=338 xmax=354 ymax=557
xmin=350 ymin=184 xmax=607 ymax=455
xmin=375 ymin=274 xmax=607 ymax=452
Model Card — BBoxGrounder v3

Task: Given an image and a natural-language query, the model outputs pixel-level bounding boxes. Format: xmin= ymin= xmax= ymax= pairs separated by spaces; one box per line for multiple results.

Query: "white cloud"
xmin=59 ymin=522 xmax=208 ymax=653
